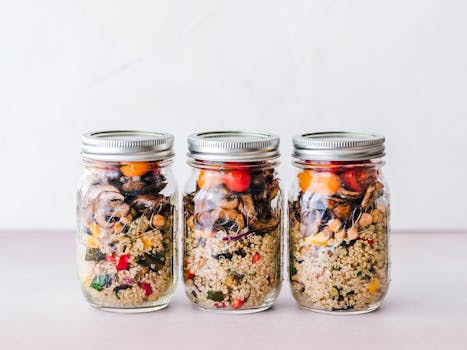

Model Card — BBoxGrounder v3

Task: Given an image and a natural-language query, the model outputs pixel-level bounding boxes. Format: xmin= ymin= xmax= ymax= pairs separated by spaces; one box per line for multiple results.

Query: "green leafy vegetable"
xmin=207 ymin=290 xmax=224 ymax=302
xmin=85 ymin=248 xmax=105 ymax=261
xmin=90 ymin=274 xmax=112 ymax=291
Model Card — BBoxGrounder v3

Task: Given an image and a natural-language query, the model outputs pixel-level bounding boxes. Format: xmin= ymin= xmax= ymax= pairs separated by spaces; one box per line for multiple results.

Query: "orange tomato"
xmin=297 ymin=170 xmax=313 ymax=192
xmin=120 ymin=162 xmax=152 ymax=177
xmin=197 ymin=170 xmax=223 ymax=189
xmin=298 ymin=170 xmax=341 ymax=195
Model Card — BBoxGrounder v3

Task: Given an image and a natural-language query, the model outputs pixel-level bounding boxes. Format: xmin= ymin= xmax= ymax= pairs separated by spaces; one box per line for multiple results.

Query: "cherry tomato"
xmin=197 ymin=170 xmax=223 ymax=189
xmin=341 ymin=167 xmax=376 ymax=192
xmin=341 ymin=170 xmax=363 ymax=192
xmin=116 ymin=254 xmax=130 ymax=271
xmin=298 ymin=171 xmax=341 ymax=195
xmin=223 ymin=170 xmax=251 ymax=192
xmin=120 ymin=162 xmax=152 ymax=177
xmin=232 ymin=299 xmax=244 ymax=309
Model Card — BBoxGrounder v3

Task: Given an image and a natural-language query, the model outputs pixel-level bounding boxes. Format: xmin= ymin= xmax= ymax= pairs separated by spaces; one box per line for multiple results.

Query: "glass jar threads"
xmin=183 ymin=131 xmax=283 ymax=313
xmin=289 ymin=132 xmax=390 ymax=314
xmin=77 ymin=131 xmax=178 ymax=312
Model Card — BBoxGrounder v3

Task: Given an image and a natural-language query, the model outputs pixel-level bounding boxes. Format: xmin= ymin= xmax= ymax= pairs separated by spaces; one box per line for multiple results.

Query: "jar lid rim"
xmin=188 ymin=130 xmax=280 ymax=161
xmin=292 ymin=131 xmax=385 ymax=161
xmin=81 ymin=130 xmax=174 ymax=161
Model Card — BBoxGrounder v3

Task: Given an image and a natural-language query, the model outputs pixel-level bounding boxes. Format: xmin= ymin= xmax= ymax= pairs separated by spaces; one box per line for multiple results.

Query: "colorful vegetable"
xmin=116 ymin=254 xmax=130 ymax=271
xmin=299 ymin=170 xmax=342 ymax=195
xmin=90 ymin=274 xmax=112 ymax=291
xmin=232 ymin=299 xmax=244 ymax=309
xmin=252 ymin=252 xmax=261 ymax=264
xmin=207 ymin=290 xmax=224 ymax=302
xmin=139 ymin=282 xmax=153 ymax=297
xmin=305 ymin=231 xmax=330 ymax=246
xmin=87 ymin=222 xmax=100 ymax=236
xmin=120 ymin=162 xmax=151 ymax=177
xmin=87 ymin=236 xmax=100 ymax=248
xmin=197 ymin=170 xmax=223 ymax=189
xmin=223 ymin=170 xmax=251 ymax=192
xmin=85 ymin=248 xmax=105 ymax=261
xmin=105 ymin=254 xmax=116 ymax=263
xmin=368 ymin=279 xmax=380 ymax=294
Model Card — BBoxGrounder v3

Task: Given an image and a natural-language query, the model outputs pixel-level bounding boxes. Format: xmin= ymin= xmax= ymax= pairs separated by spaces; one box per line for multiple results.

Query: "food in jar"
xmin=289 ymin=162 xmax=389 ymax=312
xmin=183 ymin=167 xmax=282 ymax=310
xmin=77 ymin=161 xmax=175 ymax=308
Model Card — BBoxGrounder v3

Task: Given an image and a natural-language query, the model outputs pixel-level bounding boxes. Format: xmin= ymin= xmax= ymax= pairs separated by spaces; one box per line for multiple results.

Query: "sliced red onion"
xmin=193 ymin=281 xmax=202 ymax=293
xmin=222 ymin=231 xmax=252 ymax=241
xmin=122 ymin=278 xmax=133 ymax=284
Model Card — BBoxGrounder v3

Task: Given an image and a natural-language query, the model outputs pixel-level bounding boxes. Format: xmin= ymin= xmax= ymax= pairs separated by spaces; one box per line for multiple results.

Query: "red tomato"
xmin=223 ymin=171 xmax=251 ymax=192
xmin=116 ymin=254 xmax=130 ymax=271
xmin=341 ymin=170 xmax=363 ymax=192
xmin=342 ymin=167 xmax=376 ymax=192
xmin=186 ymin=271 xmax=195 ymax=280
xmin=232 ymin=299 xmax=244 ymax=309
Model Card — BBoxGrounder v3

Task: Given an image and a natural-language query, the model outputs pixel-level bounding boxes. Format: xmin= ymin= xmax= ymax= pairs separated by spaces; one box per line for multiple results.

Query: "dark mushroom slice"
xmin=131 ymin=194 xmax=167 ymax=214
xmin=327 ymin=197 xmax=352 ymax=223
xmin=238 ymin=194 xmax=279 ymax=232
xmin=93 ymin=191 xmax=130 ymax=228
xmin=361 ymin=182 xmax=384 ymax=209
xmin=337 ymin=187 xmax=363 ymax=200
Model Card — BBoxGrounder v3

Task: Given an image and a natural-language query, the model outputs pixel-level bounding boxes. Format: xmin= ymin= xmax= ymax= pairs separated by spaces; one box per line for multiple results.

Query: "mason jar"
xmin=289 ymin=132 xmax=390 ymax=314
xmin=183 ymin=131 xmax=283 ymax=313
xmin=77 ymin=131 xmax=177 ymax=312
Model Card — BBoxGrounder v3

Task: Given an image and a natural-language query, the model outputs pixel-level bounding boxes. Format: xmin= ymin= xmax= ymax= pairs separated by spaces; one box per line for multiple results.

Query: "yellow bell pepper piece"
xmin=88 ymin=222 xmax=100 ymax=236
xmin=141 ymin=236 xmax=152 ymax=249
xmin=87 ymin=236 xmax=100 ymax=248
xmin=368 ymin=279 xmax=380 ymax=294
xmin=305 ymin=231 xmax=330 ymax=246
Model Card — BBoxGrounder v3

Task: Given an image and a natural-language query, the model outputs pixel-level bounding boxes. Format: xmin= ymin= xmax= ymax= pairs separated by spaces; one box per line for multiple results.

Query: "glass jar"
xmin=77 ymin=131 xmax=177 ymax=312
xmin=289 ymin=132 xmax=390 ymax=314
xmin=183 ymin=131 xmax=283 ymax=313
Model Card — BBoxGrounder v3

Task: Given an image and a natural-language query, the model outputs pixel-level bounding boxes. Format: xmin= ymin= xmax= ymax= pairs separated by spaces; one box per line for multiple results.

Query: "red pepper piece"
xmin=252 ymin=253 xmax=261 ymax=264
xmin=139 ymin=282 xmax=153 ymax=297
xmin=214 ymin=302 xmax=226 ymax=308
xmin=105 ymin=254 xmax=116 ymax=263
xmin=186 ymin=271 xmax=195 ymax=280
xmin=232 ymin=299 xmax=244 ymax=309
xmin=116 ymin=254 xmax=130 ymax=271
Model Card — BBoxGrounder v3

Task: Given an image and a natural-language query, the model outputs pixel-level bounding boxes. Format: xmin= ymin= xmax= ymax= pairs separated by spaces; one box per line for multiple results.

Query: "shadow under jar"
xmin=183 ymin=131 xmax=283 ymax=313
xmin=77 ymin=131 xmax=178 ymax=312
xmin=289 ymin=132 xmax=390 ymax=314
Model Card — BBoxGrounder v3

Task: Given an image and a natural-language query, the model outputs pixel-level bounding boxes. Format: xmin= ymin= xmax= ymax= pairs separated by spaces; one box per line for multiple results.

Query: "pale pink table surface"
xmin=1 ymin=231 xmax=466 ymax=350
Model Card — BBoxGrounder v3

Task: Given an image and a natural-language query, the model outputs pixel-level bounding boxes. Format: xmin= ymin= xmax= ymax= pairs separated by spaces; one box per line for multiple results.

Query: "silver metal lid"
xmin=293 ymin=131 xmax=385 ymax=161
xmin=188 ymin=131 xmax=280 ymax=162
xmin=81 ymin=130 xmax=174 ymax=161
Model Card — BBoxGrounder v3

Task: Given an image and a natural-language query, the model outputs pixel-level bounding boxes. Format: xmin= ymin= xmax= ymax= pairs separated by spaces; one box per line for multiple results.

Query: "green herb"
xmin=290 ymin=265 xmax=297 ymax=276
xmin=230 ymin=271 xmax=244 ymax=280
xmin=90 ymin=275 xmax=111 ymax=291
xmin=207 ymin=290 xmax=224 ymax=302
xmin=85 ymin=248 xmax=105 ymax=261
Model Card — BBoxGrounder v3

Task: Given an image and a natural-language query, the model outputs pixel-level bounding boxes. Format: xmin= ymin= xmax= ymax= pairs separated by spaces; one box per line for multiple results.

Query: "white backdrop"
xmin=0 ymin=0 xmax=466 ymax=230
